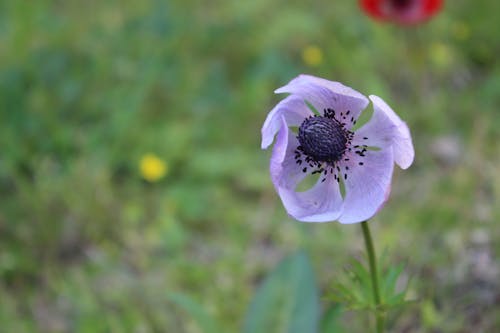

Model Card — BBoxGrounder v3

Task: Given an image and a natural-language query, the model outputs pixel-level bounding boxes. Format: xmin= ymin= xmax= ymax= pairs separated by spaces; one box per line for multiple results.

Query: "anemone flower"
xmin=261 ymin=75 xmax=414 ymax=223
xmin=360 ymin=0 xmax=443 ymax=25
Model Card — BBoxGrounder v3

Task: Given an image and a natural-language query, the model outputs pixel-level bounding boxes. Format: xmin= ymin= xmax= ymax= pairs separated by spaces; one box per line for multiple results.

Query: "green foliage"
xmin=243 ymin=251 xmax=320 ymax=333
xmin=169 ymin=293 xmax=225 ymax=333
xmin=328 ymin=255 xmax=409 ymax=315
xmin=320 ymin=304 xmax=344 ymax=333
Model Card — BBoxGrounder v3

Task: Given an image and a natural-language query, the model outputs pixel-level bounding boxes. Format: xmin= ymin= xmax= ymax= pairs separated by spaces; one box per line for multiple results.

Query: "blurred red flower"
xmin=360 ymin=0 xmax=443 ymax=25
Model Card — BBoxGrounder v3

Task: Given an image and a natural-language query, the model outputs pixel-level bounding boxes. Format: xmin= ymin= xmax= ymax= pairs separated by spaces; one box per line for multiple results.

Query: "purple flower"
xmin=261 ymin=75 xmax=414 ymax=223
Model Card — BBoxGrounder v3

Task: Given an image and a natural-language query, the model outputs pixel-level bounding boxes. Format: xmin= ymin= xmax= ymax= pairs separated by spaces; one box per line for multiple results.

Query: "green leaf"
xmin=328 ymin=259 xmax=373 ymax=310
xmin=320 ymin=304 xmax=343 ymax=333
xmin=328 ymin=255 xmax=412 ymax=313
xmin=243 ymin=251 xmax=320 ymax=333
xmin=381 ymin=263 xmax=405 ymax=301
xmin=168 ymin=292 xmax=225 ymax=333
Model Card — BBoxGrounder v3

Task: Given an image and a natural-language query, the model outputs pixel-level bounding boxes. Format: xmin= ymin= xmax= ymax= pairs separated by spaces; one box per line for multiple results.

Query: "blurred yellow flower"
xmin=429 ymin=42 xmax=453 ymax=69
xmin=139 ymin=153 xmax=167 ymax=182
xmin=302 ymin=45 xmax=324 ymax=67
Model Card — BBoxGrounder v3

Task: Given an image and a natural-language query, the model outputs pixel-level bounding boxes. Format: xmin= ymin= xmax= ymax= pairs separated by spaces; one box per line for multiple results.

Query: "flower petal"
xmin=352 ymin=106 xmax=397 ymax=150
xmin=261 ymin=95 xmax=313 ymax=149
xmin=368 ymin=95 xmax=414 ymax=169
xmin=359 ymin=0 xmax=386 ymax=20
xmin=270 ymin=117 xmax=307 ymax=189
xmin=424 ymin=0 xmax=444 ymax=15
xmin=270 ymin=117 xmax=343 ymax=222
xmin=338 ymin=148 xmax=394 ymax=224
xmin=275 ymin=74 xmax=369 ymax=129
xmin=360 ymin=0 xmax=443 ymax=25
xmin=282 ymin=175 xmax=343 ymax=222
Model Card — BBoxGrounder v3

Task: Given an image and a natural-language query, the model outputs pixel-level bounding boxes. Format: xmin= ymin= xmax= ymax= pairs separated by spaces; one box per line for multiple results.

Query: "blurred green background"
xmin=0 ymin=0 xmax=499 ymax=332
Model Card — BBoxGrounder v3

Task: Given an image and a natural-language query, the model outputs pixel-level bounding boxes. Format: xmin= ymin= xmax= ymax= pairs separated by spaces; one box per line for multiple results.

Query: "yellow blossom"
xmin=139 ymin=153 xmax=167 ymax=182
xmin=302 ymin=45 xmax=324 ymax=67
xmin=429 ymin=42 xmax=453 ymax=69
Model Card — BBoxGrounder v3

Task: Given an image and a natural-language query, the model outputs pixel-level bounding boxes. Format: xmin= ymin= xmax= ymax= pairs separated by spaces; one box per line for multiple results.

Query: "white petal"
xmin=352 ymin=105 xmax=397 ymax=149
xmin=270 ymin=117 xmax=343 ymax=222
xmin=338 ymin=148 xmax=394 ymax=224
xmin=261 ymin=96 xmax=313 ymax=149
xmin=270 ymin=117 xmax=307 ymax=189
xmin=279 ymin=176 xmax=343 ymax=222
xmin=368 ymin=95 xmax=415 ymax=169
xmin=275 ymin=74 xmax=369 ymax=129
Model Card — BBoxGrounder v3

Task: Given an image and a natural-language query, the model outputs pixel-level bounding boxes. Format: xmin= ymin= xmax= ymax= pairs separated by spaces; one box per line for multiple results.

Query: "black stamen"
xmin=294 ymin=110 xmax=360 ymax=181
xmin=297 ymin=116 xmax=350 ymax=164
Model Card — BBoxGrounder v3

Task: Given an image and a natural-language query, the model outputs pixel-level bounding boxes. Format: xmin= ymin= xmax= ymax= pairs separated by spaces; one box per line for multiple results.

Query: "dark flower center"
xmin=390 ymin=0 xmax=413 ymax=10
xmin=298 ymin=116 xmax=348 ymax=163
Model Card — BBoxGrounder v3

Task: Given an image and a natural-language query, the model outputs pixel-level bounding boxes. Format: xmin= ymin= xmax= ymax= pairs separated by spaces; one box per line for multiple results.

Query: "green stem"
xmin=361 ymin=221 xmax=384 ymax=333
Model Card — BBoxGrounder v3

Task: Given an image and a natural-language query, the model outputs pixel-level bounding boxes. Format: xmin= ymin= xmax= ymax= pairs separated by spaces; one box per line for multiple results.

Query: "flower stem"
xmin=361 ymin=221 xmax=384 ymax=332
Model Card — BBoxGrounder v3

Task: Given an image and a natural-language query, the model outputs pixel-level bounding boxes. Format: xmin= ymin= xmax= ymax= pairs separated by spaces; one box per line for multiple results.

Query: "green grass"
xmin=0 ymin=0 xmax=499 ymax=332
